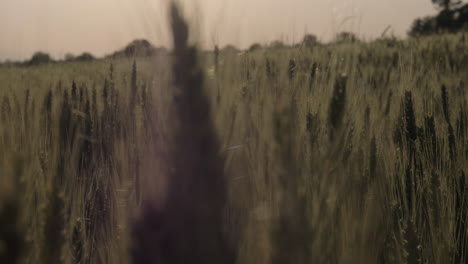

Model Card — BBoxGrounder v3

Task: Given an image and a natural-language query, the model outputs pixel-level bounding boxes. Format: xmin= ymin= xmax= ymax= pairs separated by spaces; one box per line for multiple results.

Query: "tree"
xmin=75 ymin=53 xmax=95 ymax=62
xmin=335 ymin=32 xmax=359 ymax=43
xmin=432 ymin=0 xmax=462 ymax=10
xmin=248 ymin=43 xmax=262 ymax=52
xmin=28 ymin=52 xmax=52 ymax=66
xmin=124 ymin=39 xmax=155 ymax=57
xmin=408 ymin=16 xmax=439 ymax=36
xmin=221 ymin=45 xmax=240 ymax=53
xmin=270 ymin=40 xmax=286 ymax=49
xmin=302 ymin=34 xmax=319 ymax=48
xmin=408 ymin=2 xmax=468 ymax=36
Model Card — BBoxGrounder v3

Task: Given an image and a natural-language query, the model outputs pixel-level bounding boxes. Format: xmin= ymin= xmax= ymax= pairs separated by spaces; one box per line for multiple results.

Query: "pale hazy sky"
xmin=0 ymin=0 xmax=437 ymax=61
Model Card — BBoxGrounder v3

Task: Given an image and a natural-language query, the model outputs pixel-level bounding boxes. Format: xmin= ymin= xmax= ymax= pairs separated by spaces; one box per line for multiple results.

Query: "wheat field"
xmin=0 ymin=5 xmax=467 ymax=264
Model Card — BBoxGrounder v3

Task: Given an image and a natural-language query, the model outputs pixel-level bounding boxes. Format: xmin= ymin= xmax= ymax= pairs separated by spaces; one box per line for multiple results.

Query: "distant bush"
xmin=108 ymin=39 xmax=158 ymax=58
xmin=124 ymin=40 xmax=155 ymax=57
xmin=334 ymin=32 xmax=359 ymax=43
xmin=302 ymin=34 xmax=319 ymax=48
xmin=270 ymin=40 xmax=287 ymax=49
xmin=75 ymin=53 xmax=95 ymax=62
xmin=248 ymin=43 xmax=262 ymax=52
xmin=28 ymin=52 xmax=53 ymax=66
xmin=221 ymin=45 xmax=240 ymax=53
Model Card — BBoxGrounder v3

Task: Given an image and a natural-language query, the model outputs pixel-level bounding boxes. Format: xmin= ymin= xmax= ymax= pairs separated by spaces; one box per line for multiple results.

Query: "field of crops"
xmin=0 ymin=6 xmax=467 ymax=264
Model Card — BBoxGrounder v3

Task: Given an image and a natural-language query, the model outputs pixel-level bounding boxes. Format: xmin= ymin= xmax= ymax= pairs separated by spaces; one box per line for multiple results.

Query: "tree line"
xmin=409 ymin=0 xmax=468 ymax=36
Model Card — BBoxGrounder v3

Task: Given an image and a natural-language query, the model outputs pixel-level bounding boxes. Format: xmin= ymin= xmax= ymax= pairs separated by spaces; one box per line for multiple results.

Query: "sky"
xmin=0 ymin=0 xmax=438 ymax=61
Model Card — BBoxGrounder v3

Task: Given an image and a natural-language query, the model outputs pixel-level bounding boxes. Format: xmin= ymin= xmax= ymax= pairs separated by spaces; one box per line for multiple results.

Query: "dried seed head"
xmin=441 ymin=84 xmax=450 ymax=124
xmin=328 ymin=74 xmax=347 ymax=141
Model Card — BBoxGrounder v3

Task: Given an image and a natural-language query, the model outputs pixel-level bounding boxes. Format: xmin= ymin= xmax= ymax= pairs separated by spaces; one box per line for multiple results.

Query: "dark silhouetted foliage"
xmin=409 ymin=3 xmax=468 ymax=36
xmin=110 ymin=39 xmax=159 ymax=58
xmin=335 ymin=32 xmax=359 ymax=43
xmin=432 ymin=0 xmax=463 ymax=10
xmin=75 ymin=52 xmax=95 ymax=62
xmin=270 ymin=40 xmax=286 ymax=49
xmin=28 ymin=52 xmax=53 ymax=66
xmin=302 ymin=34 xmax=319 ymax=48
xmin=222 ymin=45 xmax=240 ymax=53
xmin=248 ymin=43 xmax=262 ymax=52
